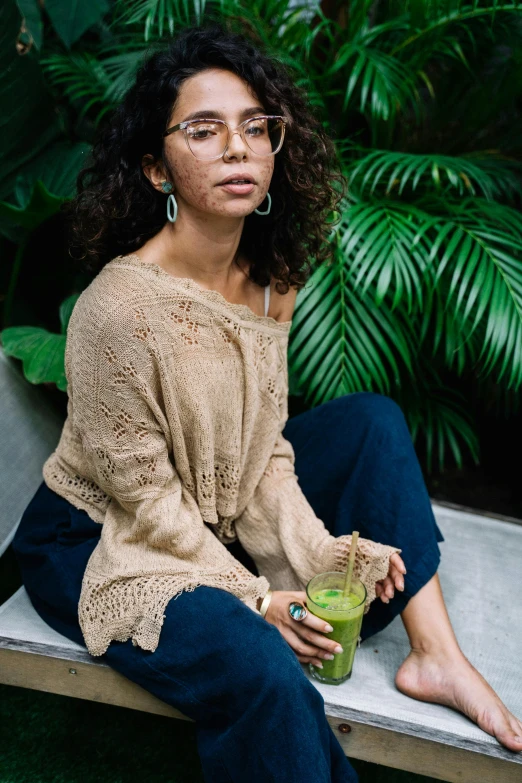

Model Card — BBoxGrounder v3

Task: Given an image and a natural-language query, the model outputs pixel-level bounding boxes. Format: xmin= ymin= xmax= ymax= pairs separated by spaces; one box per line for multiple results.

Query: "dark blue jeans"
xmin=12 ymin=392 xmax=443 ymax=783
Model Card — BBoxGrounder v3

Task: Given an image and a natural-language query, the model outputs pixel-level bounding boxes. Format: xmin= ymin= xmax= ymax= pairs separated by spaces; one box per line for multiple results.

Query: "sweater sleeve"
xmin=234 ymin=429 xmax=402 ymax=613
xmin=68 ymin=303 xmax=269 ymax=656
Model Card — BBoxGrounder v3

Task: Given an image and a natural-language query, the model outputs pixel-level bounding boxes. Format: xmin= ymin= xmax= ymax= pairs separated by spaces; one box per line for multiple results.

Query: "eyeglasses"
xmin=162 ymin=115 xmax=288 ymax=160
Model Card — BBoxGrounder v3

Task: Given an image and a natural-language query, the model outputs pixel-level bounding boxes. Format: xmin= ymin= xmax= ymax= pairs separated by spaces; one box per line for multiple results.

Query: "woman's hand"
xmin=262 ymin=552 xmax=407 ymax=667
xmin=375 ymin=552 xmax=406 ymax=604
xmin=264 ymin=590 xmax=347 ymax=668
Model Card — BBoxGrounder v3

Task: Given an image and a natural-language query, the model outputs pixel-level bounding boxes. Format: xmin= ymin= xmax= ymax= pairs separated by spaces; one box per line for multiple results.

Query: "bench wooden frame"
xmin=0 ymin=656 xmax=520 ymax=783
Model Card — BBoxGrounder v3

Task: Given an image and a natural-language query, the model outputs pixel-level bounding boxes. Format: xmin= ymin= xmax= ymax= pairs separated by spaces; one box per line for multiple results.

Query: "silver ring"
xmin=288 ymin=601 xmax=308 ymax=622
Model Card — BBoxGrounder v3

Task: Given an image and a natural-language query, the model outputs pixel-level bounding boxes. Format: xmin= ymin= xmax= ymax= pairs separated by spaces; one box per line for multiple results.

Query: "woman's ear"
xmin=141 ymin=153 xmax=166 ymax=192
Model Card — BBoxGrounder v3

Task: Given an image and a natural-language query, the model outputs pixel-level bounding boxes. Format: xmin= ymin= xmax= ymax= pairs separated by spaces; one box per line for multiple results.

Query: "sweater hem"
xmin=79 ymin=571 xmax=270 ymax=657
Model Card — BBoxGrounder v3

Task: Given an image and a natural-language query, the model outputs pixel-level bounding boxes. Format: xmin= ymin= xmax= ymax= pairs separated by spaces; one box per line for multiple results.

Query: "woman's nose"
xmin=224 ymin=128 xmax=249 ymax=159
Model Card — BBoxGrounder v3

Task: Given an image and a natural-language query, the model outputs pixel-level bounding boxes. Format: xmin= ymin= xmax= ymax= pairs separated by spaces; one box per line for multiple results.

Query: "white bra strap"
xmin=264 ymin=283 xmax=270 ymax=317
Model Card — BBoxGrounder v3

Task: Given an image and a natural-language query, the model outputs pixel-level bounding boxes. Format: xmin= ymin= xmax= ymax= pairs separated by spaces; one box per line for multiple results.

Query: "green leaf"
xmin=434 ymin=200 xmax=522 ymax=388
xmin=0 ymin=180 xmax=64 ymax=231
xmin=288 ymin=255 xmax=415 ymax=406
xmin=335 ymin=200 xmax=432 ymax=313
xmin=60 ymin=294 xmax=81 ymax=335
xmin=345 ymin=149 xmax=520 ymax=201
xmin=0 ymin=1 xmax=62 ymax=201
xmin=16 ymin=0 xmax=43 ymax=50
xmin=0 ymin=141 xmax=90 ymax=237
xmin=397 ymin=369 xmax=480 ymax=473
xmin=0 ymin=326 xmax=67 ymax=391
xmin=0 ymin=293 xmax=80 ymax=389
xmin=44 ymin=0 xmax=109 ymax=49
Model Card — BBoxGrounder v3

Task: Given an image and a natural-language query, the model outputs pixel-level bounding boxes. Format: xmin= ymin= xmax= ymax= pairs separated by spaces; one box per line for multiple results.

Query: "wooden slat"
xmin=327 ymin=717 xmax=522 ymax=783
xmin=1 ymin=646 xmax=520 ymax=783
xmin=322 ymin=701 xmax=521 ymax=765
xmin=0 ymin=647 xmax=190 ymax=721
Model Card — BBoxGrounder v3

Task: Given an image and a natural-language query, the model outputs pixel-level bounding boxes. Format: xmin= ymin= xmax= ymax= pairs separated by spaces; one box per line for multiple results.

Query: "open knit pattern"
xmin=43 ymin=254 xmax=401 ymax=657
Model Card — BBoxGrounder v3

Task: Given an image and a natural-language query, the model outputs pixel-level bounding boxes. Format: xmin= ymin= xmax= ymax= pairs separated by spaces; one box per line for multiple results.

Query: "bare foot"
xmin=395 ymin=648 xmax=522 ymax=752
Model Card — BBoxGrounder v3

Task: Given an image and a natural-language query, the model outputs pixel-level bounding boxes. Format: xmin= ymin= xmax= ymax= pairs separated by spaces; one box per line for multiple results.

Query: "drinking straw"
xmin=343 ymin=531 xmax=359 ymax=598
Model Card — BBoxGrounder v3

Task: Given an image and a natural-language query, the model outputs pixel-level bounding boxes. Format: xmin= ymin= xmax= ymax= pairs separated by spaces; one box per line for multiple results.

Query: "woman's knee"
xmin=334 ymin=391 xmax=408 ymax=440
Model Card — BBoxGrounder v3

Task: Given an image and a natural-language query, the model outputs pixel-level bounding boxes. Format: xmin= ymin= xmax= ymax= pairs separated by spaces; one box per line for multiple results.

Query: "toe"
xmin=498 ymin=730 xmax=522 ymax=752
xmin=495 ymin=714 xmax=522 ymax=752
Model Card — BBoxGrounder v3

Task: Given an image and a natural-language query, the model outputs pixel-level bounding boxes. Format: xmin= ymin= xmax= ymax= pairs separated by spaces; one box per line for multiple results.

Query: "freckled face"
xmin=163 ymin=68 xmax=275 ymax=218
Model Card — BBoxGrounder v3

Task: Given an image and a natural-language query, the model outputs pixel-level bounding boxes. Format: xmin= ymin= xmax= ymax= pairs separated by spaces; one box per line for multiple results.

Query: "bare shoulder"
xmin=270 ymin=278 xmax=298 ymax=323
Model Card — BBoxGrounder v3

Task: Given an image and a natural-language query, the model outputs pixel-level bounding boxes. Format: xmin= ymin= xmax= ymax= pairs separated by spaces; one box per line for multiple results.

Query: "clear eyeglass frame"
xmin=161 ymin=115 xmax=288 ymax=160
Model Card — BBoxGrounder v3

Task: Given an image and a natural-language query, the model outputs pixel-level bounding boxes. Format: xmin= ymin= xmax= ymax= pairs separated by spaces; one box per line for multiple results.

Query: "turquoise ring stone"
xmin=288 ymin=601 xmax=308 ymax=622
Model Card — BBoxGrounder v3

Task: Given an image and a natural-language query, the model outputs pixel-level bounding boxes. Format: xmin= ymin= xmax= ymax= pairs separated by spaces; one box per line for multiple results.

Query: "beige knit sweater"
xmin=43 ymin=253 xmax=401 ymax=657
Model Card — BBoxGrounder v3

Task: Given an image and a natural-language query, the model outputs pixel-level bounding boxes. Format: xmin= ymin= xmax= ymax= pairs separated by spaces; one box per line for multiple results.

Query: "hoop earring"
xmin=254 ymin=191 xmax=271 ymax=216
xmin=167 ymin=193 xmax=178 ymax=223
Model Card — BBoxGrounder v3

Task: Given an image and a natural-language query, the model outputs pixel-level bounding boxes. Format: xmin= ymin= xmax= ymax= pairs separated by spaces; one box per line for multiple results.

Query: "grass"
xmin=0 ymin=546 xmax=438 ymax=783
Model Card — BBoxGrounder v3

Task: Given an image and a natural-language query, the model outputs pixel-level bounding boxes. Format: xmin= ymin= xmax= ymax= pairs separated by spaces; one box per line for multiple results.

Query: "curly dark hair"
xmin=65 ymin=20 xmax=346 ymax=292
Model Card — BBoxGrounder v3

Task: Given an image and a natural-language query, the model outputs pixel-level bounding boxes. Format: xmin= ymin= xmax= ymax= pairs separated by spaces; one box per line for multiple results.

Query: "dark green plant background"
xmin=2 ymin=0 xmax=522 ymax=479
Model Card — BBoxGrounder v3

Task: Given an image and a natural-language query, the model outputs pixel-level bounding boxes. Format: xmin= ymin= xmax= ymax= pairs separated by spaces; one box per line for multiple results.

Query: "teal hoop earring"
xmin=167 ymin=194 xmax=178 ymax=223
xmin=254 ymin=192 xmax=271 ymax=216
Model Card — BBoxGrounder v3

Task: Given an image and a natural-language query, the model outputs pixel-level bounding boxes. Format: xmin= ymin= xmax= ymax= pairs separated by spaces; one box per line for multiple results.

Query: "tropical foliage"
xmin=2 ymin=0 xmax=522 ymax=472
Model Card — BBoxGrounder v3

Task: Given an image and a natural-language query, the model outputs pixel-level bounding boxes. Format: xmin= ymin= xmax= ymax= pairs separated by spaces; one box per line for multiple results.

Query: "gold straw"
xmin=343 ymin=531 xmax=359 ymax=598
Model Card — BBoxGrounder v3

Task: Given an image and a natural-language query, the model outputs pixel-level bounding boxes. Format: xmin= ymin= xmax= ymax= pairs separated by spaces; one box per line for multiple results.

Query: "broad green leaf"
xmin=0 ymin=1 xmax=62 ymax=201
xmin=0 ymin=326 xmax=67 ymax=391
xmin=44 ymin=0 xmax=109 ymax=49
xmin=16 ymin=0 xmax=43 ymax=50
xmin=0 ymin=180 xmax=63 ymax=231
xmin=60 ymin=294 xmax=81 ymax=334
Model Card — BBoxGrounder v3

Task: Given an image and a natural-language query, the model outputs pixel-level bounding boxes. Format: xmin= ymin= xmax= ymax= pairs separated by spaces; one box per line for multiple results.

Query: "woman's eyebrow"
xmin=181 ymin=106 xmax=266 ymax=122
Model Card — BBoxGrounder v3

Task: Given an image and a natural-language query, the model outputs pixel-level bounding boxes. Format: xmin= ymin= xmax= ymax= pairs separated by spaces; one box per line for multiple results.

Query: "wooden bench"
xmin=1 ymin=349 xmax=521 ymax=782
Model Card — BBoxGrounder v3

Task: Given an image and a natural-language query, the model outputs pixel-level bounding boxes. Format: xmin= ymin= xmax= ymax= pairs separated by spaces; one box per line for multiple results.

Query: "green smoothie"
xmin=306 ymin=573 xmax=366 ymax=684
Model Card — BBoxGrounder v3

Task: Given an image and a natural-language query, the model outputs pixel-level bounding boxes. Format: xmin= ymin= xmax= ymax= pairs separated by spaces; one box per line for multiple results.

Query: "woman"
xmin=13 ymin=22 xmax=521 ymax=783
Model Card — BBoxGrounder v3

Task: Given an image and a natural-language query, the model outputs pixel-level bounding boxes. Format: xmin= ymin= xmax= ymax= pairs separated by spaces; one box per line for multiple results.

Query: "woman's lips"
xmin=218 ymin=182 xmax=256 ymax=194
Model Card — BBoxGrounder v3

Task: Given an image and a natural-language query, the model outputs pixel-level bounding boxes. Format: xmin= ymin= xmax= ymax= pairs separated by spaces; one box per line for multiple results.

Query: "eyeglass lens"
xmin=186 ymin=117 xmax=284 ymax=159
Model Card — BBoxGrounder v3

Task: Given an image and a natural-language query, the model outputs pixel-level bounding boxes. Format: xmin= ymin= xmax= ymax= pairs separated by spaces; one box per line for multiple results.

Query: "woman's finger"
xmin=383 ymin=575 xmax=395 ymax=599
xmin=390 ymin=553 xmax=406 ymax=574
xmin=286 ymin=629 xmax=328 ymax=660
xmin=300 ymin=604 xmax=337 ymax=635
xmin=297 ymin=655 xmax=324 ymax=668
xmin=376 ymin=576 xmax=394 ymax=602
xmin=375 ymin=580 xmax=389 ymax=603
xmin=289 ymin=591 xmax=340 ymax=642
xmin=293 ymin=624 xmax=343 ymax=656
xmin=389 ymin=563 xmax=404 ymax=591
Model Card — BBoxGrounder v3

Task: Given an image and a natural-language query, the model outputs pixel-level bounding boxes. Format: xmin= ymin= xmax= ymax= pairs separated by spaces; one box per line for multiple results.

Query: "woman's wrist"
xmin=256 ymin=586 xmax=271 ymax=611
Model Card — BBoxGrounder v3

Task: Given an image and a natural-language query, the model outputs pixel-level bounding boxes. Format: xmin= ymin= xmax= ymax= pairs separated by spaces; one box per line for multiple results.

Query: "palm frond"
xmin=335 ymin=198 xmax=434 ymax=312
xmin=112 ymin=0 xmax=209 ymax=40
xmin=419 ymin=279 xmax=486 ymax=375
xmin=429 ymin=198 xmax=522 ymax=388
xmin=397 ymin=368 xmax=480 ymax=472
xmin=41 ymin=52 xmax=115 ymax=122
xmin=390 ymin=2 xmax=522 ymax=57
xmin=342 ymin=148 xmax=522 ymax=201
xmin=325 ymin=42 xmax=419 ymax=119
xmin=287 ymin=251 xmax=416 ymax=406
